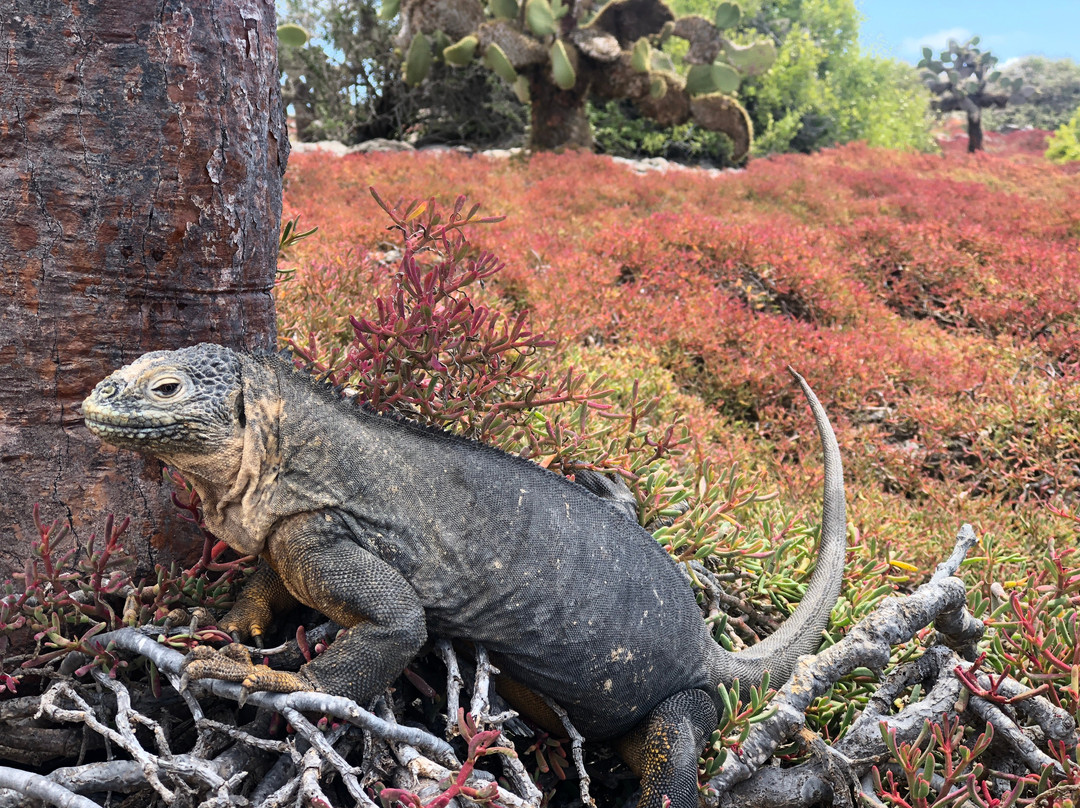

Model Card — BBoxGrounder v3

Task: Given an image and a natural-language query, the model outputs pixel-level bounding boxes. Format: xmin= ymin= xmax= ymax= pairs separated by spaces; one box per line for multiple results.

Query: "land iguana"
xmin=82 ymin=344 xmax=846 ymax=808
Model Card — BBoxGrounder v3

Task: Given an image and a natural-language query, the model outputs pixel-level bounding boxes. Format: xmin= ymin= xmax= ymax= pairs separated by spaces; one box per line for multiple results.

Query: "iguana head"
xmin=82 ymin=343 xmax=244 ymax=457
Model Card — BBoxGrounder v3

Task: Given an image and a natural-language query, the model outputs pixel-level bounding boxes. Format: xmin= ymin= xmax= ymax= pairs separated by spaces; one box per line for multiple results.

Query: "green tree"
xmin=918 ymin=35 xmax=1032 ymax=153
xmin=984 ymin=56 xmax=1080 ymax=132
xmin=279 ymin=0 xmax=525 ymax=145
xmin=720 ymin=0 xmax=933 ymax=154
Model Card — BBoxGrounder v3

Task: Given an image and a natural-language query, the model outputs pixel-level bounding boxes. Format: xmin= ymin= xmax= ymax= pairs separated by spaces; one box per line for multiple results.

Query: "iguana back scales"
xmin=83 ymin=344 xmax=847 ymax=808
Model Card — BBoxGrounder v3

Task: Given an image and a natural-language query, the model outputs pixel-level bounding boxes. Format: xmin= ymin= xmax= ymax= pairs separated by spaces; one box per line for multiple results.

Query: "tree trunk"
xmin=0 ymin=0 xmax=289 ymax=577
xmin=527 ymin=68 xmax=593 ymax=151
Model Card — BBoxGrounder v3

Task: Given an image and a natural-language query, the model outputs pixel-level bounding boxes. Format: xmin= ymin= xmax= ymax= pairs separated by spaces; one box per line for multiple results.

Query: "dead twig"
xmin=541 ymin=694 xmax=597 ymax=808
xmin=470 ymin=644 xmax=543 ymax=806
xmin=0 ymin=766 xmax=101 ymax=808
xmin=90 ymin=627 xmax=459 ymax=768
xmin=435 ymin=639 xmax=464 ymax=738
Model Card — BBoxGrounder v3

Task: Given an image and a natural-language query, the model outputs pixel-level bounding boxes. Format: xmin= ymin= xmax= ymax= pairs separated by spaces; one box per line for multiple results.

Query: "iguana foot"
xmin=181 ymin=643 xmax=310 ymax=705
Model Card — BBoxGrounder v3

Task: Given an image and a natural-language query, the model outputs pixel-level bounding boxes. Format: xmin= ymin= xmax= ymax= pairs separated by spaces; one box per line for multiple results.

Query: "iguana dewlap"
xmin=83 ymin=344 xmax=846 ymax=808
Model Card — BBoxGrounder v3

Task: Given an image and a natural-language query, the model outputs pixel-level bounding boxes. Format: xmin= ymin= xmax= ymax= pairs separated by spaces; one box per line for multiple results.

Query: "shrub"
xmin=274 ymin=148 xmax=1080 ymax=805
xmin=589 ymin=100 xmax=735 ymax=167
xmin=734 ymin=0 xmax=934 ymax=154
xmin=278 ymin=144 xmax=1080 ymax=566
xmin=278 ymin=0 xmax=525 ymax=146
xmin=984 ymin=56 xmax=1080 ymax=132
xmin=1046 ymin=106 xmax=1080 ymax=163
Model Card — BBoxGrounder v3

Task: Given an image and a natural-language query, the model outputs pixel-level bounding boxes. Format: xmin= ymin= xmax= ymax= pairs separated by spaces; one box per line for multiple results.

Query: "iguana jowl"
xmin=82 ymin=344 xmax=846 ymax=808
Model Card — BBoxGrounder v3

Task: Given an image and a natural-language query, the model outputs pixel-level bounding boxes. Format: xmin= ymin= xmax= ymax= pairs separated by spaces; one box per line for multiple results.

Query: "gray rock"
xmin=349 ymin=138 xmax=416 ymax=153
xmin=290 ymin=140 xmax=350 ymax=156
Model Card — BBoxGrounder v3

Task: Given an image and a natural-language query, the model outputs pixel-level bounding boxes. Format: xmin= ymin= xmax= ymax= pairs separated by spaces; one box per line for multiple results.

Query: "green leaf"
xmin=525 ymin=0 xmax=557 ymax=36
xmin=443 ymin=35 xmax=479 ymax=66
xmin=685 ymin=64 xmax=714 ymax=96
xmin=631 ymin=37 xmax=651 ymax=73
xmin=714 ymin=1 xmax=741 ymax=29
xmin=512 ymin=75 xmax=531 ymax=103
xmin=276 ymin=23 xmax=309 ymax=48
xmin=404 ymin=33 xmax=432 ymax=86
xmin=378 ymin=0 xmax=400 ymax=21
xmin=711 ymin=62 xmax=740 ymax=93
xmin=686 ymin=63 xmax=740 ymax=96
xmin=721 ymin=40 xmax=775 ymax=76
xmin=489 ymin=0 xmax=519 ymax=20
xmin=483 ymin=42 xmax=518 ymax=83
xmin=432 ymin=30 xmax=451 ymax=59
xmin=650 ymin=50 xmax=675 ymax=74
xmin=550 ymin=39 xmax=576 ymax=90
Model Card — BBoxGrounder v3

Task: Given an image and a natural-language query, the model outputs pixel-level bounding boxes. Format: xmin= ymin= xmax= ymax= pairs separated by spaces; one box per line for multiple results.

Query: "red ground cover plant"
xmin=275 ymin=144 xmax=1080 ymax=805
xmin=279 ymin=143 xmax=1080 ymax=561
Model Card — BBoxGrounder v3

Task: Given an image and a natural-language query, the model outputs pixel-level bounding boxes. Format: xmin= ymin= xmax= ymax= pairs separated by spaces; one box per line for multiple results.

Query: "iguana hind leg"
xmin=616 ymin=689 xmax=717 ymax=808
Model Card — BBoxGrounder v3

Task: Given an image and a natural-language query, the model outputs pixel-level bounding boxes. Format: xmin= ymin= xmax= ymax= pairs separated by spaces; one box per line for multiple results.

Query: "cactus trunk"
xmin=526 ymin=67 xmax=593 ymax=150
xmin=966 ymin=108 xmax=984 ymax=153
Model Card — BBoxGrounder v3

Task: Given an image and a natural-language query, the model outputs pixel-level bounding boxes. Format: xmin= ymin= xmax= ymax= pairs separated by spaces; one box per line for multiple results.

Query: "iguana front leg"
xmin=218 ymin=559 xmax=298 ymax=642
xmin=184 ymin=510 xmax=428 ymax=705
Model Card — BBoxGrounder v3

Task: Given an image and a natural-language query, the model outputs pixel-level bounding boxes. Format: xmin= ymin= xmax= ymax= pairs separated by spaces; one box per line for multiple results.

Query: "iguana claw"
xmin=181 ymin=643 xmax=310 ymax=703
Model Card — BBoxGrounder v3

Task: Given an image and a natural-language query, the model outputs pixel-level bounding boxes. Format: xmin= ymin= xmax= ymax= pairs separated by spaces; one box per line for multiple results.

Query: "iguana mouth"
xmin=83 ymin=407 xmax=185 ymax=444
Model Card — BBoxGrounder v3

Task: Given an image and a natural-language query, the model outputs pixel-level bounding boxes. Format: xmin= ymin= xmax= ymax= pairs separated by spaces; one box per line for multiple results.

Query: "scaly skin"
xmin=83 ymin=344 xmax=847 ymax=808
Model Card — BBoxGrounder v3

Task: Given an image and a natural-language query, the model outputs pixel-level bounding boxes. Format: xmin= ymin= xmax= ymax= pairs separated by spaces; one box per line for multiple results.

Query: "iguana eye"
xmin=149 ymin=376 xmax=185 ymax=399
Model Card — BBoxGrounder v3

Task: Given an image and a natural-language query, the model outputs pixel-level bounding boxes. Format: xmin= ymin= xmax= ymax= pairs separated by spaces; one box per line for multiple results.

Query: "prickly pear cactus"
xmin=917 ymin=36 xmax=1033 ymax=153
xmin=386 ymin=0 xmax=775 ymax=160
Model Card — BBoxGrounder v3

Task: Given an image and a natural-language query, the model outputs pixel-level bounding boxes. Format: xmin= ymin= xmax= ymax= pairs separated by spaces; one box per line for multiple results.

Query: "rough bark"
xmin=0 ymin=0 xmax=289 ymax=576
xmin=526 ymin=67 xmax=593 ymax=151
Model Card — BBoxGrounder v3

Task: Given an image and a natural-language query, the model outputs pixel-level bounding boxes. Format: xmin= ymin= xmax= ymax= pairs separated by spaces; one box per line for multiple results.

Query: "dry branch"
xmin=707 ymin=524 xmax=985 ymax=802
xmin=92 ymin=628 xmax=458 ymax=767
xmin=4 ymin=523 xmax=1074 ymax=808
xmin=710 ymin=525 xmax=1077 ymax=807
xmin=0 ymin=766 xmax=100 ymax=808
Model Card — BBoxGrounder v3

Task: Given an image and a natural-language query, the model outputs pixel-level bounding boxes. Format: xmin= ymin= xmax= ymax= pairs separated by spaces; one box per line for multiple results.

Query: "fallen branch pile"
xmin=0 ymin=525 xmax=1075 ymax=807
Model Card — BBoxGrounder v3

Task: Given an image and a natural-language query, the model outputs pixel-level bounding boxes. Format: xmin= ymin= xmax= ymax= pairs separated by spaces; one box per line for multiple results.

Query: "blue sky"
xmin=856 ymin=1 xmax=1078 ymax=64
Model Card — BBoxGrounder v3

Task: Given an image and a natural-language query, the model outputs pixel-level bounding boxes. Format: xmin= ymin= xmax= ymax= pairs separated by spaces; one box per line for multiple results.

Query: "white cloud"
xmin=901 ymin=27 xmax=973 ymax=60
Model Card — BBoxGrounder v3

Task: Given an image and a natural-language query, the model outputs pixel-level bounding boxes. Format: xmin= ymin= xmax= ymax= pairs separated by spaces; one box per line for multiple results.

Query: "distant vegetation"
xmin=278 ymin=0 xmax=938 ymax=159
xmin=918 ymin=36 xmax=1033 ymax=152
xmin=1046 ymin=105 xmax=1080 ymax=163
xmin=984 ymin=56 xmax=1080 ymax=132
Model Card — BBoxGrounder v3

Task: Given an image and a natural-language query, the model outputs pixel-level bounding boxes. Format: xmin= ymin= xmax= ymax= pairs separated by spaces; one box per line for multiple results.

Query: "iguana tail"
xmin=710 ymin=368 xmax=847 ymax=689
